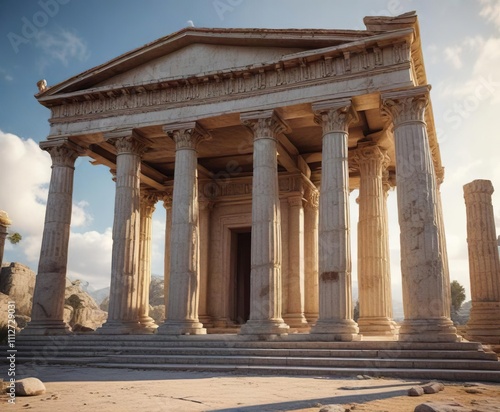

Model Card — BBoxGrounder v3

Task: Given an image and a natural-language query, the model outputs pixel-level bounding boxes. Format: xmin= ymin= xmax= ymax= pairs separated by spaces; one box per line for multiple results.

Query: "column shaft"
xmin=158 ymin=125 xmax=209 ymax=335
xmin=162 ymin=194 xmax=172 ymax=320
xmin=354 ymin=145 xmax=397 ymax=336
xmin=198 ymin=200 xmax=212 ymax=325
xmin=383 ymin=86 xmax=458 ymax=342
xmin=283 ymin=195 xmax=308 ymax=328
xmin=25 ymin=142 xmax=79 ymax=335
xmin=99 ymin=135 xmax=146 ymax=334
xmin=240 ymin=111 xmax=289 ymax=335
xmin=310 ymin=101 xmax=359 ymax=341
xmin=464 ymin=179 xmax=500 ymax=343
xmin=137 ymin=192 xmax=158 ymax=332
xmin=304 ymin=189 xmax=319 ymax=324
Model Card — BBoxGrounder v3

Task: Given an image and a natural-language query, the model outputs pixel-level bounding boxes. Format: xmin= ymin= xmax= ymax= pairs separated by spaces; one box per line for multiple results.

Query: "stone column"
xmin=382 ymin=86 xmax=458 ymax=342
xmin=0 ymin=211 xmax=12 ymax=270
xmin=283 ymin=195 xmax=308 ymax=328
xmin=304 ymin=188 xmax=319 ymax=324
xmin=24 ymin=140 xmax=81 ymax=335
xmin=162 ymin=193 xmax=172 ymax=320
xmin=198 ymin=199 xmax=213 ymax=325
xmin=158 ymin=123 xmax=210 ymax=335
xmin=310 ymin=100 xmax=359 ymax=341
xmin=99 ymin=133 xmax=147 ymax=334
xmin=464 ymin=179 xmax=500 ymax=343
xmin=353 ymin=144 xmax=397 ymax=336
xmin=239 ymin=110 xmax=289 ymax=336
xmin=137 ymin=191 xmax=158 ymax=332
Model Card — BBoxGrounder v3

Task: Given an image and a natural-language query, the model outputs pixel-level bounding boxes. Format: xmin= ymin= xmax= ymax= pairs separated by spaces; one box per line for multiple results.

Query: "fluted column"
xmin=464 ymin=179 xmax=500 ymax=343
xmin=99 ymin=133 xmax=147 ymax=334
xmin=137 ymin=191 xmax=158 ymax=332
xmin=239 ymin=110 xmax=289 ymax=336
xmin=353 ymin=144 xmax=397 ymax=336
xmin=24 ymin=140 xmax=81 ymax=335
xmin=310 ymin=100 xmax=360 ymax=341
xmin=0 ymin=211 xmax=11 ymax=271
xmin=382 ymin=86 xmax=458 ymax=342
xmin=198 ymin=199 xmax=213 ymax=326
xmin=283 ymin=195 xmax=308 ymax=328
xmin=158 ymin=123 xmax=210 ymax=335
xmin=304 ymin=188 xmax=319 ymax=324
xmin=162 ymin=193 xmax=172 ymax=320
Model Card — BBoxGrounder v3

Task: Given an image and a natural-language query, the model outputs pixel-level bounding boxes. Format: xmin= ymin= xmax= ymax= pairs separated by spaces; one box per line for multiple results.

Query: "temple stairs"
xmin=6 ymin=335 xmax=500 ymax=382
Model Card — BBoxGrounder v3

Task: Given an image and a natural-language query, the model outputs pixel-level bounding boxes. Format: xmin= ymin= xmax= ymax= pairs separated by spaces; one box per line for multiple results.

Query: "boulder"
xmin=15 ymin=377 xmax=46 ymax=396
xmin=423 ymin=382 xmax=445 ymax=394
xmin=414 ymin=402 xmax=471 ymax=412
xmin=319 ymin=405 xmax=346 ymax=412
xmin=64 ymin=281 xmax=107 ymax=330
xmin=0 ymin=263 xmax=35 ymax=316
xmin=408 ymin=386 xmax=425 ymax=396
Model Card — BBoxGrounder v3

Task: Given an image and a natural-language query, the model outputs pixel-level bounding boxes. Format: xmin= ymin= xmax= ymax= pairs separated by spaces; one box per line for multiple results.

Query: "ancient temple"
xmin=25 ymin=12 xmax=459 ymax=343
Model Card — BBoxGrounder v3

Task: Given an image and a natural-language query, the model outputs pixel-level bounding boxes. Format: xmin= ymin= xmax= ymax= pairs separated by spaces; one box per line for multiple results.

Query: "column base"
xmin=305 ymin=313 xmax=319 ymax=326
xmin=283 ymin=313 xmax=309 ymax=329
xmin=239 ymin=319 xmax=289 ymax=336
xmin=97 ymin=320 xmax=156 ymax=335
xmin=310 ymin=319 xmax=360 ymax=341
xmin=157 ymin=320 xmax=207 ymax=335
xmin=466 ymin=303 xmax=500 ymax=344
xmin=399 ymin=318 xmax=460 ymax=342
xmin=139 ymin=316 xmax=159 ymax=331
xmin=21 ymin=320 xmax=72 ymax=336
xmin=357 ymin=317 xmax=399 ymax=336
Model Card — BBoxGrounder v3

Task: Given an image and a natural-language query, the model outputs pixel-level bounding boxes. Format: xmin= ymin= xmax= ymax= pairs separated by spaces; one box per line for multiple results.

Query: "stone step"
xmin=13 ymin=358 xmax=500 ymax=382
xmin=10 ymin=345 xmax=499 ymax=361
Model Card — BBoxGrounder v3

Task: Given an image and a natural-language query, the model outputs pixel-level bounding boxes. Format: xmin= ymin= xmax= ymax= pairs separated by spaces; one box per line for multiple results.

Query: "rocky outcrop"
xmin=0 ymin=262 xmax=36 ymax=317
xmin=63 ymin=279 xmax=107 ymax=331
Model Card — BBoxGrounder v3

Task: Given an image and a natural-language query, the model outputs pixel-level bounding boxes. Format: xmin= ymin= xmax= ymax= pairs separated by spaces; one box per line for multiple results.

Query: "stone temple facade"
xmin=25 ymin=12 xmax=460 ymax=342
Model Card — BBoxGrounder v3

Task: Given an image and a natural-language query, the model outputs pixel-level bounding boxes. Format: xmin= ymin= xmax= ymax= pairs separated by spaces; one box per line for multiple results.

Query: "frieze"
xmin=48 ymin=42 xmax=411 ymax=124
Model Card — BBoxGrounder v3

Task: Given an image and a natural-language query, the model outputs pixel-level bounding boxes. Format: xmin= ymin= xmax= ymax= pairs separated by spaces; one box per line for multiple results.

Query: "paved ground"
xmin=2 ymin=365 xmax=500 ymax=411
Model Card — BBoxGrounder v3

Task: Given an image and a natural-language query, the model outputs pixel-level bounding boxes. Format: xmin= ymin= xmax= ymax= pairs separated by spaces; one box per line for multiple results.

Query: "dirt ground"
xmin=1 ymin=366 xmax=500 ymax=411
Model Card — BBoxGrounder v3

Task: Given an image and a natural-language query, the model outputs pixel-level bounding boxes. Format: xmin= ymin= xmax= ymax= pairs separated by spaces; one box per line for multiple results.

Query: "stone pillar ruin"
xmin=310 ymin=100 xmax=360 ymax=341
xmin=25 ymin=140 xmax=80 ymax=335
xmin=158 ymin=124 xmax=209 ymax=335
xmin=239 ymin=111 xmax=289 ymax=336
xmin=382 ymin=86 xmax=458 ymax=342
xmin=99 ymin=133 xmax=147 ymax=334
xmin=283 ymin=195 xmax=308 ymax=328
xmin=353 ymin=144 xmax=397 ymax=336
xmin=463 ymin=179 xmax=500 ymax=344
xmin=137 ymin=191 xmax=158 ymax=332
xmin=303 ymin=188 xmax=319 ymax=324
xmin=0 ymin=211 xmax=12 ymax=271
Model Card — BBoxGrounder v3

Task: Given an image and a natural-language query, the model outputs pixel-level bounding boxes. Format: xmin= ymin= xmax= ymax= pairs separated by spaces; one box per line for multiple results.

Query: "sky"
xmin=0 ymin=0 xmax=499 ymax=305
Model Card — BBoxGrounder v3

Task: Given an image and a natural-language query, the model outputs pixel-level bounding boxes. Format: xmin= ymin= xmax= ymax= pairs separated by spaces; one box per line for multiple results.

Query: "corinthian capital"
xmin=381 ymin=86 xmax=430 ymax=127
xmin=163 ymin=122 xmax=211 ymax=150
xmin=312 ymin=99 xmax=357 ymax=134
xmin=241 ymin=110 xmax=289 ymax=140
xmin=40 ymin=139 xmax=83 ymax=168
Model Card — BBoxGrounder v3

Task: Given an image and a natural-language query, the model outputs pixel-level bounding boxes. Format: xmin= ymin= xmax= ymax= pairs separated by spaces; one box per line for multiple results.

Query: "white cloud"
xmin=35 ymin=29 xmax=89 ymax=67
xmin=444 ymin=45 xmax=463 ymax=69
xmin=479 ymin=0 xmax=500 ymax=29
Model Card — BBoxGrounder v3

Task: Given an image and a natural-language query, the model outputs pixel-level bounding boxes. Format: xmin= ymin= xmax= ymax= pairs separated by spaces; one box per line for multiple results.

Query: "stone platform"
xmin=5 ymin=334 xmax=500 ymax=383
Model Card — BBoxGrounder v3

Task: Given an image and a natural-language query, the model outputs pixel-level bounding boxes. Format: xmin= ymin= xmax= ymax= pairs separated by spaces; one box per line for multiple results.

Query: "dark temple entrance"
xmin=230 ymin=229 xmax=251 ymax=324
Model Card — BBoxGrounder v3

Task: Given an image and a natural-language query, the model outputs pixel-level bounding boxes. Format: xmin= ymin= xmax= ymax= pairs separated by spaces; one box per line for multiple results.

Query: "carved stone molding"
xmin=350 ymin=144 xmax=390 ymax=172
xmin=140 ymin=191 xmax=159 ymax=212
xmin=381 ymin=86 xmax=430 ymax=128
xmin=287 ymin=195 xmax=303 ymax=207
xmin=312 ymin=100 xmax=358 ymax=134
xmin=303 ymin=187 xmax=319 ymax=211
xmin=161 ymin=192 xmax=173 ymax=208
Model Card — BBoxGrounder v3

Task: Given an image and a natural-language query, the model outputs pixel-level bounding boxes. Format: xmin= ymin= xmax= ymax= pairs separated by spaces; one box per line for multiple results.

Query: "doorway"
xmin=230 ymin=229 xmax=251 ymax=324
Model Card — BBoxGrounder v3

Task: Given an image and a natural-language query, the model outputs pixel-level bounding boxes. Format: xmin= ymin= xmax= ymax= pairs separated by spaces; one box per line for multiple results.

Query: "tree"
xmin=7 ymin=232 xmax=22 ymax=244
xmin=450 ymin=280 xmax=466 ymax=315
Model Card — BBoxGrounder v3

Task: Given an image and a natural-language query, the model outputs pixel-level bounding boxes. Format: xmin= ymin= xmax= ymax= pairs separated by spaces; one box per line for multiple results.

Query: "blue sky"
xmin=1 ymin=0 xmax=499 ymax=302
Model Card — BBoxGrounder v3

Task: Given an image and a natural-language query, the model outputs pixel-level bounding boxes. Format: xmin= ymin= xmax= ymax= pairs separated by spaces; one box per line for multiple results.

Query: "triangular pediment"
xmin=37 ymin=27 xmax=375 ymax=98
xmin=95 ymin=43 xmax=308 ymax=89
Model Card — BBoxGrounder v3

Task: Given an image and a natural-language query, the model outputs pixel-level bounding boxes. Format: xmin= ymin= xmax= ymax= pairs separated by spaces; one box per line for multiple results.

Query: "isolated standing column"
xmin=464 ymin=179 xmax=500 ymax=343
